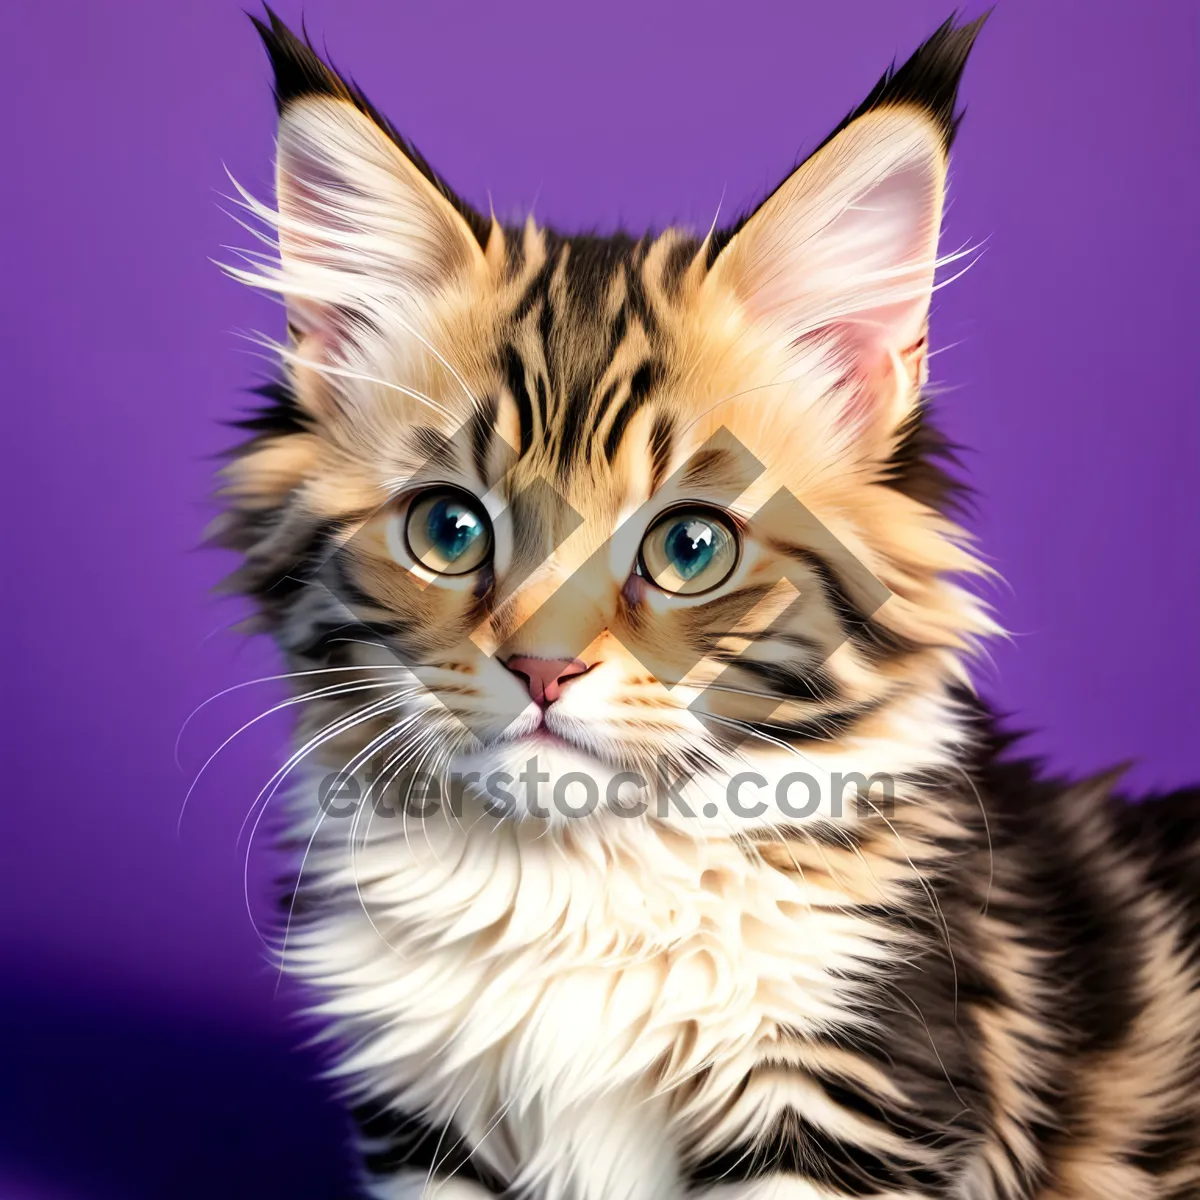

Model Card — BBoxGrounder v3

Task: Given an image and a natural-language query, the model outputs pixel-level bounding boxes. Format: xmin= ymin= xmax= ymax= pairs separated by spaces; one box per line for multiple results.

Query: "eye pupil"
xmin=427 ymin=499 xmax=483 ymax=561
xmin=639 ymin=507 xmax=738 ymax=595
xmin=402 ymin=488 xmax=492 ymax=575
xmin=666 ymin=520 xmax=717 ymax=580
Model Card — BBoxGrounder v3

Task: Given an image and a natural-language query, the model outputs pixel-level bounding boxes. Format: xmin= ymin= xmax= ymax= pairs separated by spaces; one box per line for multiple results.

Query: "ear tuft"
xmin=249 ymin=6 xmax=489 ymax=250
xmin=706 ymin=14 xmax=987 ymax=272
xmin=702 ymin=15 xmax=988 ymax=438
xmin=824 ymin=12 xmax=990 ymax=155
xmin=226 ymin=8 xmax=496 ymax=417
xmin=250 ymin=6 xmax=347 ymax=114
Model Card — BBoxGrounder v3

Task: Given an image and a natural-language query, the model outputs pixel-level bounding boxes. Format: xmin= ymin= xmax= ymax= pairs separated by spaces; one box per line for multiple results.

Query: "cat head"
xmin=217 ymin=10 xmax=995 ymax=831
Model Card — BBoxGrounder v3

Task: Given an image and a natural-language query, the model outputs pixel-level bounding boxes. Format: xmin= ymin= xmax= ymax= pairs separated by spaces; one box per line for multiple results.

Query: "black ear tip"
xmin=821 ymin=10 xmax=990 ymax=154
xmin=246 ymin=3 xmax=286 ymax=45
xmin=908 ymin=10 xmax=991 ymax=145
xmin=248 ymin=4 xmax=346 ymax=114
xmin=935 ymin=9 xmax=992 ymax=68
xmin=246 ymin=12 xmax=273 ymax=48
xmin=243 ymin=6 xmax=493 ymax=249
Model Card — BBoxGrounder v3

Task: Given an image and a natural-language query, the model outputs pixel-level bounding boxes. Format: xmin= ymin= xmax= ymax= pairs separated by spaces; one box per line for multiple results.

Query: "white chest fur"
xmin=285 ymin=777 xmax=897 ymax=1200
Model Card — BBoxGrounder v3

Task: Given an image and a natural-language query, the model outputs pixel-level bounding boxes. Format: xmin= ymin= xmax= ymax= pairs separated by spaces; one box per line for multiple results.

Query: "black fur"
xmin=352 ymin=1101 xmax=507 ymax=1193
xmin=816 ymin=12 xmax=990 ymax=156
xmin=707 ymin=13 xmax=988 ymax=266
xmin=250 ymin=5 xmax=490 ymax=248
xmin=881 ymin=403 xmax=973 ymax=516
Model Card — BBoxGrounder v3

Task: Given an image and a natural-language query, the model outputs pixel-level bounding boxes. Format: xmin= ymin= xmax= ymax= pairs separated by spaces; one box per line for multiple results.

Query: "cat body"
xmin=216 ymin=12 xmax=1200 ymax=1198
xmin=280 ymin=720 xmax=1200 ymax=1200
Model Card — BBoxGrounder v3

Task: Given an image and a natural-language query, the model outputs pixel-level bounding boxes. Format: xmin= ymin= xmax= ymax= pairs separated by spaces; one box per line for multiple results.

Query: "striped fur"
xmin=212 ymin=11 xmax=1200 ymax=1199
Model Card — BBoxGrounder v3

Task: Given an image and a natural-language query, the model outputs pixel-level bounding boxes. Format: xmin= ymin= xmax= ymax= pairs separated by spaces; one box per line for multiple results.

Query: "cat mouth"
xmin=527 ymin=723 xmax=588 ymax=754
xmin=529 ymin=726 xmax=568 ymax=745
xmin=520 ymin=720 xmax=612 ymax=766
xmin=487 ymin=710 xmax=586 ymax=752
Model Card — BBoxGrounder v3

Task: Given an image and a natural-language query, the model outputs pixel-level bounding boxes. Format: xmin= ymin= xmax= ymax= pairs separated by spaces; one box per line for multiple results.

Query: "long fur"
xmin=211 ymin=12 xmax=1200 ymax=1199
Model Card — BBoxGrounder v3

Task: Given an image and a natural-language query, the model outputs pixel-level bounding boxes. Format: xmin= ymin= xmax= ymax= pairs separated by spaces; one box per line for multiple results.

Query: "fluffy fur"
xmin=213 ymin=11 xmax=1200 ymax=1198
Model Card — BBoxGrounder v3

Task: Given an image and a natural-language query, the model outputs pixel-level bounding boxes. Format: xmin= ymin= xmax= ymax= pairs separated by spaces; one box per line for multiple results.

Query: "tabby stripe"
xmin=408 ymin=424 xmax=458 ymax=472
xmin=622 ymin=244 xmax=658 ymax=337
xmin=580 ymin=301 xmax=633 ymax=454
xmin=537 ymin=291 xmax=555 ymax=361
xmin=534 ymin=371 xmax=549 ymax=434
xmin=503 ymin=346 xmax=535 ymax=457
xmin=687 ymin=1112 xmax=945 ymax=1193
xmin=231 ymin=517 xmax=343 ymax=603
xmin=468 ymin=398 xmax=497 ymax=484
xmin=1127 ymin=1114 xmax=1199 ymax=1177
xmin=662 ymin=237 xmax=700 ymax=295
xmin=730 ymin=658 xmax=839 ymax=705
xmin=772 ymin=543 xmax=914 ymax=662
xmin=559 ymin=376 xmax=595 ymax=472
xmin=649 ymin=411 xmax=675 ymax=491
xmin=511 ymin=255 xmax=558 ymax=325
xmin=584 ymin=379 xmax=622 ymax=464
xmin=607 ymin=302 xmax=628 ymax=355
xmin=1114 ymin=787 xmax=1200 ymax=968
xmin=702 ymin=628 xmax=822 ymax=656
xmin=603 ymin=360 xmax=660 ymax=462
xmin=813 ymin=1075 xmax=931 ymax=1144
xmin=734 ymin=704 xmax=873 ymax=746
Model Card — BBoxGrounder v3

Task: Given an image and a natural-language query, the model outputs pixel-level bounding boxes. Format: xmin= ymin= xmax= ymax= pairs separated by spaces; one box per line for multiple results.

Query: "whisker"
xmin=237 ymin=687 xmax=426 ymax=850
xmin=240 ymin=331 xmax=459 ymax=422
xmin=177 ymin=678 xmax=409 ymax=836
xmin=947 ymin=762 xmax=993 ymax=915
xmin=697 ymin=712 xmax=829 ymax=778
xmin=175 ymin=663 xmax=408 ymax=770
xmin=854 ymin=791 xmax=959 ymax=1017
xmin=422 ymin=1062 xmax=488 ymax=1198
xmin=278 ymin=711 xmax=426 ymax=977
xmin=240 ymin=691 xmax=420 ymax=951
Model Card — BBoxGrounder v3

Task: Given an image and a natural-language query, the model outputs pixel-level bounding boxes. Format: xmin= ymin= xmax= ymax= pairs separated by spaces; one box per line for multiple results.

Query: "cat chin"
xmin=448 ymin=735 xmax=640 ymax=827
xmin=442 ymin=732 xmax=831 ymax=836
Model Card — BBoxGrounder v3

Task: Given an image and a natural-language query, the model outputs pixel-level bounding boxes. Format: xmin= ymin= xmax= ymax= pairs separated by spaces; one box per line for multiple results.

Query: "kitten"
xmin=216 ymin=10 xmax=1200 ymax=1199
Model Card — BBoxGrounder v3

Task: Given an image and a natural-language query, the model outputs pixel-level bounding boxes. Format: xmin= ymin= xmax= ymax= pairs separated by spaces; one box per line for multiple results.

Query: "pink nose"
xmin=503 ymin=655 xmax=589 ymax=707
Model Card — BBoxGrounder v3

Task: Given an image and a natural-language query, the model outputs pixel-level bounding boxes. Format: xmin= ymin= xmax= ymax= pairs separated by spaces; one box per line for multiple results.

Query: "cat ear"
xmin=706 ymin=16 xmax=986 ymax=433
xmin=248 ymin=10 xmax=490 ymax=366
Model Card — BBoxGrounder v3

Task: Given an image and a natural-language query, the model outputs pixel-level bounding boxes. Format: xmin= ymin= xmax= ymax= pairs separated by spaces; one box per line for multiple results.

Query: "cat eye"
xmin=639 ymin=507 xmax=739 ymax=595
xmin=403 ymin=488 xmax=492 ymax=575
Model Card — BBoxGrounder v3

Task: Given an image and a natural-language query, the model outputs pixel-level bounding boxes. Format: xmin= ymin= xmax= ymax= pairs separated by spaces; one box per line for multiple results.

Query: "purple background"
xmin=4 ymin=1 xmax=1197 ymax=1195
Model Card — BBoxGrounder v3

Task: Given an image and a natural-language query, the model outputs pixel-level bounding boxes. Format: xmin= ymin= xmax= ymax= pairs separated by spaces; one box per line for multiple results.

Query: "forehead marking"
xmin=494 ymin=230 xmax=689 ymax=483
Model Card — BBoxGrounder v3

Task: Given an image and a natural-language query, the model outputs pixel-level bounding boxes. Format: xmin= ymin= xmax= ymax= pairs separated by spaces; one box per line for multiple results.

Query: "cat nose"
xmin=502 ymin=655 xmax=589 ymax=708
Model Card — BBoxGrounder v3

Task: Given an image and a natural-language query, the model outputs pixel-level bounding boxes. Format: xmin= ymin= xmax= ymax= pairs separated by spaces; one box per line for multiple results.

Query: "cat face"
xmin=219 ymin=16 xmax=994 ymax=830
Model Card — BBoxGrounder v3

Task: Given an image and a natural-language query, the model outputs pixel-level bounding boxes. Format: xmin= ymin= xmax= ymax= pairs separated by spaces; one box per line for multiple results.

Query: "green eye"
xmin=639 ymin=508 xmax=738 ymax=595
xmin=404 ymin=488 xmax=492 ymax=575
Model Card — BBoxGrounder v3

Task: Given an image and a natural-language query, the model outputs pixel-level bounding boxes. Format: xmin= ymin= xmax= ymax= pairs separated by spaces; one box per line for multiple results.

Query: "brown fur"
xmin=212 ymin=13 xmax=1200 ymax=1198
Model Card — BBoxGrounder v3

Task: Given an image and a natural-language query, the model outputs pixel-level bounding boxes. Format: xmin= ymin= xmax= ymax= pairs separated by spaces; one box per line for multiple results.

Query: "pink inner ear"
xmin=268 ymin=96 xmax=488 ymax=356
xmin=900 ymin=334 xmax=928 ymax=391
xmin=714 ymin=111 xmax=946 ymax=432
xmin=835 ymin=330 xmax=929 ymax=435
xmin=804 ymin=159 xmax=942 ymax=374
